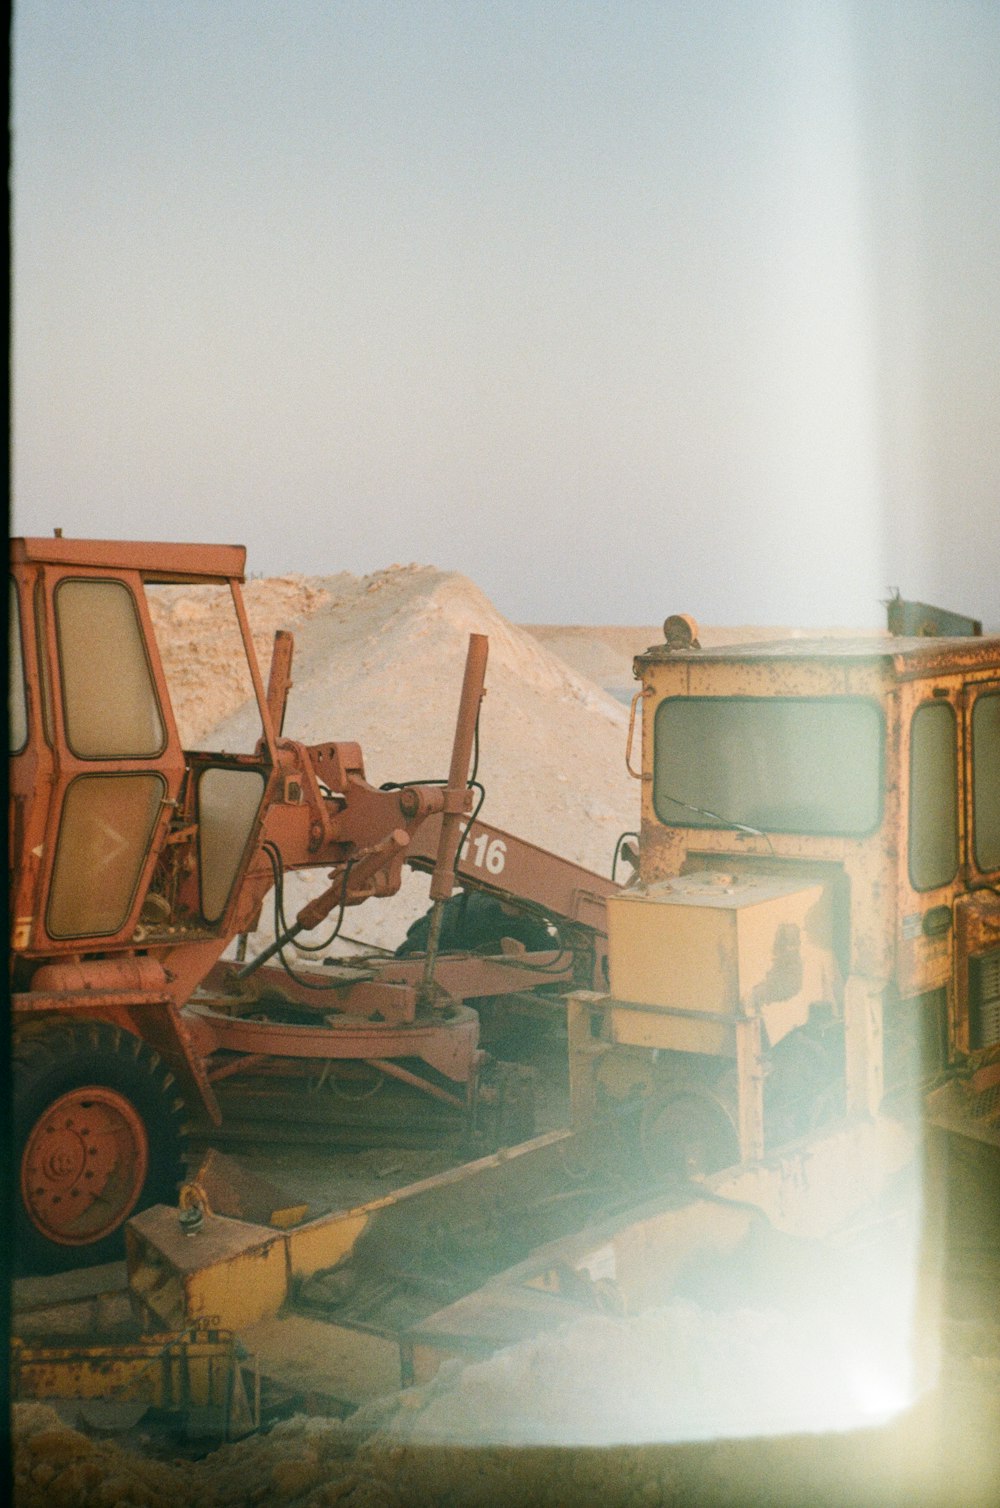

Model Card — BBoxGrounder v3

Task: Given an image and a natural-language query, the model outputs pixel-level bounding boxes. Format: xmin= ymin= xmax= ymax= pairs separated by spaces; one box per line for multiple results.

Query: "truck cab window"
xmin=9 ymin=584 xmax=27 ymax=753
xmin=197 ymin=766 xmax=266 ymax=922
xmin=55 ymin=579 xmax=164 ymax=758
xmin=653 ymin=696 xmax=883 ymax=837
xmin=909 ymin=701 xmax=958 ymax=891
xmin=972 ymin=692 xmax=1000 ymax=873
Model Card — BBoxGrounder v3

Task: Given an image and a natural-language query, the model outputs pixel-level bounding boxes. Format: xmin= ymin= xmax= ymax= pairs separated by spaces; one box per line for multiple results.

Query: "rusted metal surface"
xmin=186 ymin=1000 xmax=481 ymax=1082
xmin=428 ymin=633 xmax=490 ymax=906
xmin=127 ymin=1204 xmax=289 ymax=1333
xmin=953 ymin=890 xmax=1000 ymax=1058
xmin=27 ymin=957 xmax=171 ymax=995
xmin=407 ymin=815 xmax=617 ymax=939
xmin=418 ymin=634 xmax=489 ymax=1006
xmin=265 ymin=627 xmax=294 ymax=735
xmin=636 ymin=634 xmax=1000 ymax=672
xmin=365 ymin=1057 xmax=470 ymax=1111
xmin=584 ymin=620 xmax=1000 ymax=1192
xmin=634 ymin=648 xmax=900 ymax=983
xmin=9 ymin=537 xmax=482 ymax=990
xmin=206 ymin=1051 xmax=272 ymax=1084
xmin=206 ymin=948 xmax=577 ymax=1025
xmin=126 ymin=1128 xmax=580 ymax=1330
xmin=191 ymin=1148 xmax=304 ymax=1225
xmin=10 ymin=535 xmax=555 ymax=1273
xmin=12 ymin=989 xmax=174 ymax=1014
xmin=228 ymin=576 xmax=280 ymax=764
xmin=20 ymin=1085 xmax=149 ymax=1247
xmin=11 ymin=1326 xmax=259 ymax=1438
xmin=625 ymin=687 xmax=649 ymax=778
xmin=12 ymin=532 xmax=997 ymax=1305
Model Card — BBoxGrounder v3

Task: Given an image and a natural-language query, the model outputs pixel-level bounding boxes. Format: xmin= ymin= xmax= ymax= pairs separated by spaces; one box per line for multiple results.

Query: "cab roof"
xmin=636 ymin=633 xmax=1000 ymax=678
xmin=10 ymin=537 xmax=246 ymax=583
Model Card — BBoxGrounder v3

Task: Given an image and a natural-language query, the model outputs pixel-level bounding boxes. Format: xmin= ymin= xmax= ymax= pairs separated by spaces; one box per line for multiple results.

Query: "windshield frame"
xmin=652 ymin=693 xmax=886 ymax=840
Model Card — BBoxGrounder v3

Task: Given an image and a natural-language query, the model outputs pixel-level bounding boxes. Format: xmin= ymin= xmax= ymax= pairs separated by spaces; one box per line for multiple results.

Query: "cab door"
xmin=33 ymin=568 xmax=184 ymax=953
xmin=954 ymin=681 xmax=1000 ymax=1054
xmin=140 ymin=578 xmax=275 ymax=934
xmin=893 ymin=675 xmax=970 ymax=1080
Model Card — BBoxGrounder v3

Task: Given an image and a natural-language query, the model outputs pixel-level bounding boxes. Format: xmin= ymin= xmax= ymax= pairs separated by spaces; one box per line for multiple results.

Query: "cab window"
xmin=972 ymin=692 xmax=1000 ymax=872
xmin=9 ymin=583 xmax=27 ymax=753
xmin=46 ymin=773 xmax=165 ymax=937
xmin=909 ymin=701 xmax=958 ymax=891
xmin=54 ymin=579 xmax=165 ymax=758
xmin=653 ymin=696 xmax=883 ymax=837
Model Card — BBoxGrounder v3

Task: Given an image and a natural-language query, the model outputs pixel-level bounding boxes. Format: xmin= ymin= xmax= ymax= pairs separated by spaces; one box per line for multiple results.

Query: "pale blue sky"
xmin=12 ymin=1 xmax=1000 ymax=627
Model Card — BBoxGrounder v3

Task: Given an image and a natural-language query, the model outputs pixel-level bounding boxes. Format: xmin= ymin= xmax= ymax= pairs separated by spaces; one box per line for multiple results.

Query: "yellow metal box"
xmin=606 ymin=872 xmax=832 ymax=1027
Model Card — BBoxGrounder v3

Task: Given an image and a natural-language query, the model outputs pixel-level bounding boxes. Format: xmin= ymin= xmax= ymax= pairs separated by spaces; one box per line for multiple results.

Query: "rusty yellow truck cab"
xmin=571 ymin=629 xmax=1000 ymax=1180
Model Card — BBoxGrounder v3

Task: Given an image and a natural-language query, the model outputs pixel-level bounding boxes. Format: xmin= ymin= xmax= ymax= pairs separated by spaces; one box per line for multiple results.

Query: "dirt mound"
xmin=520 ymin=624 xmax=661 ymax=692
xmin=148 ymin=575 xmax=332 ymax=746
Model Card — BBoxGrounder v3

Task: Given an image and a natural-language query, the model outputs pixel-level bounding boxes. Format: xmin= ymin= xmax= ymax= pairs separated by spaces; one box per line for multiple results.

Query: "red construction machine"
xmin=8 ymin=535 xmax=617 ymax=1273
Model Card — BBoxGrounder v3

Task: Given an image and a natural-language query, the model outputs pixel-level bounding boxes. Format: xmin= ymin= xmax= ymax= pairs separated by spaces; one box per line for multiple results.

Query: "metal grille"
xmin=970 ymin=1082 xmax=1000 ymax=1125
xmin=970 ymin=949 xmax=1000 ymax=1049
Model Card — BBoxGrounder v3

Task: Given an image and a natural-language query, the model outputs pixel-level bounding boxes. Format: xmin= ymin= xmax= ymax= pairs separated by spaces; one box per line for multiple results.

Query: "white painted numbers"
xmin=460 ymin=831 xmax=507 ymax=875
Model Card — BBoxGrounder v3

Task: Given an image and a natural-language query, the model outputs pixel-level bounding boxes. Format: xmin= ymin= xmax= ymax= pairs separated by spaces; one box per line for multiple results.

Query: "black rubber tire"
xmin=13 ymin=1019 xmax=188 ymax=1275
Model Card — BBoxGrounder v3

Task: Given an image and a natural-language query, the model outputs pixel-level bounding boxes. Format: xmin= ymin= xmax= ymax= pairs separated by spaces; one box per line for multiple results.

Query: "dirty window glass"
xmin=909 ymin=701 xmax=958 ymax=891
xmin=144 ymin=584 xmax=264 ymax=753
xmin=198 ymin=767 xmax=265 ymax=921
xmin=55 ymin=580 xmax=164 ymax=758
xmin=47 ymin=773 xmax=165 ymax=937
xmin=653 ymin=697 xmax=883 ymax=837
xmin=9 ymin=583 xmax=27 ymax=752
xmin=35 ymin=581 xmax=54 ymax=744
xmin=972 ymin=692 xmax=1000 ymax=872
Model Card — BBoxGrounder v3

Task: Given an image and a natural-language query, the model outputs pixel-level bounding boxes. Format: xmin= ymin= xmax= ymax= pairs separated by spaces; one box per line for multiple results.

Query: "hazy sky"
xmin=12 ymin=1 xmax=1000 ymax=627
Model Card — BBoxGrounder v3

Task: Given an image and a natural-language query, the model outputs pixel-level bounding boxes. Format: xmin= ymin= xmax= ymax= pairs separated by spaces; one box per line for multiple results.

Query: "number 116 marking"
xmin=460 ymin=831 xmax=507 ymax=875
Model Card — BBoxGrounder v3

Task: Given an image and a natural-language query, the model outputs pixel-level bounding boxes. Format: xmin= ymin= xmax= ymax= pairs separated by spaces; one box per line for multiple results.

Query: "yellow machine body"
xmin=606 ymin=872 xmax=836 ymax=1055
xmin=570 ymin=629 xmax=1000 ymax=1177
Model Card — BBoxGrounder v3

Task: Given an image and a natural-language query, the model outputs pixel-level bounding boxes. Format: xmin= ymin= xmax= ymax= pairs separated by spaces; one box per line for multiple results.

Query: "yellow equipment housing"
xmin=570 ymin=626 xmax=1000 ymax=1179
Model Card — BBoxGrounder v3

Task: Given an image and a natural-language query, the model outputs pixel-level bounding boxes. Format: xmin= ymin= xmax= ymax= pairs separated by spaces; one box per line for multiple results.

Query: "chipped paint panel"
xmin=684 ymin=659 xmax=860 ymax=699
xmin=631 ymin=627 xmax=1000 ymax=1089
xmin=636 ymin=634 xmax=1000 ymax=675
xmin=895 ymin=677 xmax=966 ymax=1000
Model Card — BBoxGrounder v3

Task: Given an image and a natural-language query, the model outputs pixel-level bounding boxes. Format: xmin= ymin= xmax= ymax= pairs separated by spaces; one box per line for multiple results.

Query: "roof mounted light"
xmin=662 ymin=614 xmax=700 ymax=651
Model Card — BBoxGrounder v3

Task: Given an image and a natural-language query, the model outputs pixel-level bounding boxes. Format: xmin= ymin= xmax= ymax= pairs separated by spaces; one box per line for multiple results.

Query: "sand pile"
xmin=148 ymin=576 xmax=332 ymax=747
xmin=520 ymin=624 xmax=661 ymax=695
xmin=192 ymin=565 xmax=638 ymax=953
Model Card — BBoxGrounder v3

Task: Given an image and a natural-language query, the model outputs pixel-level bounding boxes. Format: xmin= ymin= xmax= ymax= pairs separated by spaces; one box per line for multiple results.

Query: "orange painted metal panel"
xmin=12 ymin=536 xmax=246 ymax=581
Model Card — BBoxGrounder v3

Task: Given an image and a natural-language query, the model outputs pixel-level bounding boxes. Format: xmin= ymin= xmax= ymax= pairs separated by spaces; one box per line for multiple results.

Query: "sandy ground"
xmin=12 ymin=1297 xmax=999 ymax=1507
